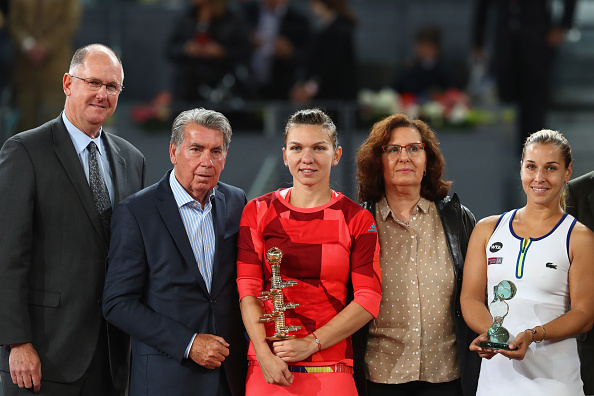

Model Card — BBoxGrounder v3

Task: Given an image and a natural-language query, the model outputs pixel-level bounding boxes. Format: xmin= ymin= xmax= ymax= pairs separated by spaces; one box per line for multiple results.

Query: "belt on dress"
xmin=248 ymin=360 xmax=353 ymax=374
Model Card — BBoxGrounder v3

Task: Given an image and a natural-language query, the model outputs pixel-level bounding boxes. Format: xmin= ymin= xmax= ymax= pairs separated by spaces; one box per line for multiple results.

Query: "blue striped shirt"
xmin=169 ymin=170 xmax=216 ymax=293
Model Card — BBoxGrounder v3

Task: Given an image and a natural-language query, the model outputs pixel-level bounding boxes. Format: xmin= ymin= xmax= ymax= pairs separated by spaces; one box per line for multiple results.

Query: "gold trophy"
xmin=257 ymin=247 xmax=301 ymax=340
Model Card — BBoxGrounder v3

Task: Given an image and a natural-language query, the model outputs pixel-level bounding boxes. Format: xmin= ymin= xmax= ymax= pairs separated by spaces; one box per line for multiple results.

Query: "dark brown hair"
xmin=284 ymin=108 xmax=338 ymax=150
xmin=356 ymin=114 xmax=452 ymax=203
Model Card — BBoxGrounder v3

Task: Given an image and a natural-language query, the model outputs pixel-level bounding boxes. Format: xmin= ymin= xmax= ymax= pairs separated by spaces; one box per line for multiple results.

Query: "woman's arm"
xmin=240 ymin=296 xmax=294 ymax=386
xmin=460 ymin=216 xmax=500 ymax=334
xmin=236 ymin=198 xmax=295 ymax=387
xmin=272 ymin=302 xmax=373 ymax=362
xmin=499 ymin=221 xmax=594 ymax=360
xmin=460 ymin=216 xmax=503 ymax=359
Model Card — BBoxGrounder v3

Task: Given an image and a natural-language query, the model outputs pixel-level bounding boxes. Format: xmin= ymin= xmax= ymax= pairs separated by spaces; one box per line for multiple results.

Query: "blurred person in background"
xmin=392 ymin=26 xmax=455 ymax=102
xmin=356 ymin=114 xmax=480 ymax=396
xmin=290 ymin=0 xmax=357 ymax=104
xmin=0 ymin=1 xmax=11 ymax=103
xmin=166 ymin=0 xmax=251 ymax=104
xmin=472 ymin=0 xmax=577 ymax=153
xmin=241 ymin=0 xmax=311 ymax=100
xmin=8 ymin=0 xmax=81 ymax=132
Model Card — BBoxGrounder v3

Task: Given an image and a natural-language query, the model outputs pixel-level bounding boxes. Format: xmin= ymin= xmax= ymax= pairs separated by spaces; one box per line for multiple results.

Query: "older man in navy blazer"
xmin=103 ymin=108 xmax=247 ymax=396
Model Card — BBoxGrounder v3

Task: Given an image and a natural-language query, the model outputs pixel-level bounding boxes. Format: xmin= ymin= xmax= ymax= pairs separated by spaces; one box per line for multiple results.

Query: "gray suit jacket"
xmin=0 ymin=115 xmax=145 ymax=390
xmin=566 ymin=170 xmax=594 ymax=395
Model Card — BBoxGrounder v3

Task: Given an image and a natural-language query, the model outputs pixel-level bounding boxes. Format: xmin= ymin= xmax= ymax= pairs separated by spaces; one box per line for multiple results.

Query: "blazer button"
xmin=210 ymin=299 xmax=216 ymax=305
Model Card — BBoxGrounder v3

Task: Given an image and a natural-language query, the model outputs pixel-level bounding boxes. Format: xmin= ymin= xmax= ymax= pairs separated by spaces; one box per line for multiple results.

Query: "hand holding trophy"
xmin=257 ymin=247 xmax=302 ymax=340
xmin=479 ymin=280 xmax=519 ymax=350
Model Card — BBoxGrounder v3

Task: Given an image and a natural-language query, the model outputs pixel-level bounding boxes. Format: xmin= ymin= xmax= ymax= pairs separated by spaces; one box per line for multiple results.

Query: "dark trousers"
xmin=367 ymin=378 xmax=463 ymax=396
xmin=1 ymin=329 xmax=120 ymax=396
xmin=218 ymin=365 xmax=232 ymax=396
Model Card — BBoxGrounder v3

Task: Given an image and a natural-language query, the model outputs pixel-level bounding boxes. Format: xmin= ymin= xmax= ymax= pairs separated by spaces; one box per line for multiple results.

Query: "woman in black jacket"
xmin=354 ymin=114 xmax=480 ymax=396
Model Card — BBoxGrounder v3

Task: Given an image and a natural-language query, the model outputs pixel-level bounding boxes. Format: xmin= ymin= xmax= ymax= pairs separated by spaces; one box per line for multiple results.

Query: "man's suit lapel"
xmin=103 ymin=133 xmax=128 ymax=205
xmin=51 ymin=117 xmax=108 ymax=245
xmin=155 ymin=173 xmax=210 ymax=295
xmin=211 ymin=186 xmax=227 ymax=295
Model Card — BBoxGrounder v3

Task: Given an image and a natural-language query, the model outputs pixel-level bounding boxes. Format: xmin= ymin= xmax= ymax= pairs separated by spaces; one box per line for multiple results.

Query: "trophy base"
xmin=479 ymin=341 xmax=519 ymax=351
xmin=266 ymin=334 xmax=297 ymax=341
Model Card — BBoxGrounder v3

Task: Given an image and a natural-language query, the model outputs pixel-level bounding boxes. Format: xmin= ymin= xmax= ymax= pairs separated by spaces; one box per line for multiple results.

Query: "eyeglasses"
xmin=381 ymin=143 xmax=425 ymax=158
xmin=70 ymin=75 xmax=123 ymax=95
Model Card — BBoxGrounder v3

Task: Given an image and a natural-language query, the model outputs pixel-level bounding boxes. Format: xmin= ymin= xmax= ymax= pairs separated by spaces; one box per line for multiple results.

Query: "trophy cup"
xmin=479 ymin=280 xmax=518 ymax=350
xmin=257 ymin=247 xmax=302 ymax=340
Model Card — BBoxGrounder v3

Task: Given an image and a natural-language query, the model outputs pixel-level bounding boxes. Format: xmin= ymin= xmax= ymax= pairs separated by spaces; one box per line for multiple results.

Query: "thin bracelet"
xmin=534 ymin=325 xmax=546 ymax=343
xmin=525 ymin=328 xmax=537 ymax=343
xmin=525 ymin=326 xmax=546 ymax=343
xmin=311 ymin=332 xmax=322 ymax=352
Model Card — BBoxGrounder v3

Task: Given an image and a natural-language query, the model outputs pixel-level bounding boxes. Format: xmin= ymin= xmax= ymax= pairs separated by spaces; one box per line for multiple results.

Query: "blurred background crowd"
xmin=1 ymin=0 xmax=594 ymax=221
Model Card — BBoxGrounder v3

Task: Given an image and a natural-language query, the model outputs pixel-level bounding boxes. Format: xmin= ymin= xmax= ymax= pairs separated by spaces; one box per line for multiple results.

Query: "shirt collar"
xmin=169 ymin=169 xmax=216 ymax=210
xmin=62 ymin=112 xmax=104 ymax=156
xmin=378 ymin=195 xmax=430 ymax=221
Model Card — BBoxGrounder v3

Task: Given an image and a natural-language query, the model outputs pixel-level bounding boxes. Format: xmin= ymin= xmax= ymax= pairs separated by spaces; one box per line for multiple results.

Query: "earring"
xmin=423 ymin=169 xmax=427 ymax=176
xmin=332 ymin=161 xmax=337 ymax=166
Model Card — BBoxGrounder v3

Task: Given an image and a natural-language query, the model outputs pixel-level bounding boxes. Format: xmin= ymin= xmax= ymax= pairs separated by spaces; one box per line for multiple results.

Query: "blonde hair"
xmin=522 ymin=129 xmax=572 ymax=210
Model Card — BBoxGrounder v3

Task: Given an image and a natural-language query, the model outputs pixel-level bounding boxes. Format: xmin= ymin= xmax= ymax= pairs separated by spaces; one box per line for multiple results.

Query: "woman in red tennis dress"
xmin=237 ymin=108 xmax=382 ymax=395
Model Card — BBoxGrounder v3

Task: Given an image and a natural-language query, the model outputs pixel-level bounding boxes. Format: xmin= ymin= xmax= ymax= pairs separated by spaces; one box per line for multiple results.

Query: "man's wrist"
xmin=185 ymin=333 xmax=197 ymax=359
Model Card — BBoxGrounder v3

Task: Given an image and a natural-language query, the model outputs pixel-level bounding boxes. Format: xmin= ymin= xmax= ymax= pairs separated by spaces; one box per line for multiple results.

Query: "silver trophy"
xmin=257 ymin=247 xmax=301 ymax=340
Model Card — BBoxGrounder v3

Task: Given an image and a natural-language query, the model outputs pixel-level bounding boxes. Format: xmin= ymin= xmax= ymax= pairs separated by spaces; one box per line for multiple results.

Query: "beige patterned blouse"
xmin=365 ymin=196 xmax=460 ymax=384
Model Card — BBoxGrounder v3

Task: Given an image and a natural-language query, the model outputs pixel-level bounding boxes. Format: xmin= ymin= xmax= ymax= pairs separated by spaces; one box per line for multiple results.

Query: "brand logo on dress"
xmin=488 ymin=257 xmax=503 ymax=265
xmin=546 ymin=262 xmax=557 ymax=270
xmin=367 ymin=223 xmax=377 ymax=232
xmin=489 ymin=242 xmax=503 ymax=252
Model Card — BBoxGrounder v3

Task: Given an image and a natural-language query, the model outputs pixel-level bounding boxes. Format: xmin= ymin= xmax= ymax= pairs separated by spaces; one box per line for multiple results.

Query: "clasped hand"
xmin=258 ymin=335 xmax=318 ymax=387
xmin=469 ymin=331 xmax=532 ymax=360
xmin=189 ymin=334 xmax=230 ymax=369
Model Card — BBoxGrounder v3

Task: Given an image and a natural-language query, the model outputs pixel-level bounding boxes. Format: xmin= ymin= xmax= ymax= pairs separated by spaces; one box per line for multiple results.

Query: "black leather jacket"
xmin=353 ymin=194 xmax=480 ymax=396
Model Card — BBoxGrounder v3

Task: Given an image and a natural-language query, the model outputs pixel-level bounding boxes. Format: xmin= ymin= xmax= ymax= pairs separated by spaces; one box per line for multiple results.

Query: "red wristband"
xmin=312 ymin=332 xmax=322 ymax=352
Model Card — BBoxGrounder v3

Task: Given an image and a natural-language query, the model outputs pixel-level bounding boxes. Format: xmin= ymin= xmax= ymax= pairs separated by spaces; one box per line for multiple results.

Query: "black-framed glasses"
xmin=381 ymin=143 xmax=425 ymax=158
xmin=70 ymin=75 xmax=123 ymax=95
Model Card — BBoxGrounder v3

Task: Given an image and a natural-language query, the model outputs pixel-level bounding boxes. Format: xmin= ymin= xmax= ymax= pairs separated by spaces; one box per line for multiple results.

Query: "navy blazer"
xmin=103 ymin=171 xmax=247 ymax=396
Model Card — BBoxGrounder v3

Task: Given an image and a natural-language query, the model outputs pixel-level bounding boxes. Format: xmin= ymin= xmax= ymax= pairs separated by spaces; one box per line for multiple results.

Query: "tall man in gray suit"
xmin=567 ymin=170 xmax=594 ymax=396
xmin=0 ymin=44 xmax=145 ymax=395
xmin=103 ymin=108 xmax=247 ymax=396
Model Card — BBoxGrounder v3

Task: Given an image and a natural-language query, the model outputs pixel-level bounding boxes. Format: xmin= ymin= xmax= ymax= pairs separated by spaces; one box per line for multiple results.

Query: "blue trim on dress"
xmin=566 ymin=216 xmax=577 ymax=263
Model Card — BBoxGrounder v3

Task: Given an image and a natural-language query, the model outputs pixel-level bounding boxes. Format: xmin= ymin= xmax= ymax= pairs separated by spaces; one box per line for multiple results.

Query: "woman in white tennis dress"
xmin=460 ymin=129 xmax=594 ymax=396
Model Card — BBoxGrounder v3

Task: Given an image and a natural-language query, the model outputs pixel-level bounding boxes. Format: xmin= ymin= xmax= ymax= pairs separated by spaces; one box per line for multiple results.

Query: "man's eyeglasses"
xmin=70 ymin=75 xmax=123 ymax=95
xmin=381 ymin=143 xmax=425 ymax=158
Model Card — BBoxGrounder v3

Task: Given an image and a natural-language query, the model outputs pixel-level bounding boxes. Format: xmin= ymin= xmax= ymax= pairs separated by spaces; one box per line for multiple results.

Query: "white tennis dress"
xmin=477 ymin=210 xmax=584 ymax=396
